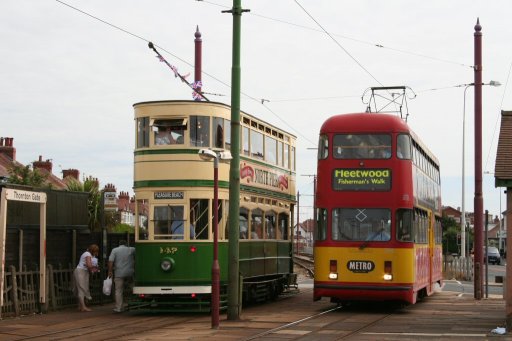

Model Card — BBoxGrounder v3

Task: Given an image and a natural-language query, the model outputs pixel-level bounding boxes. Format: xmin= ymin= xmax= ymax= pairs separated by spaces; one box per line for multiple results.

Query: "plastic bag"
xmin=103 ymin=276 xmax=112 ymax=296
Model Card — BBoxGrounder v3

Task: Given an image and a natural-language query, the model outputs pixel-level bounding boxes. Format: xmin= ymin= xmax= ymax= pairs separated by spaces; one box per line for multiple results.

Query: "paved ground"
xmin=0 ymin=286 xmax=508 ymax=340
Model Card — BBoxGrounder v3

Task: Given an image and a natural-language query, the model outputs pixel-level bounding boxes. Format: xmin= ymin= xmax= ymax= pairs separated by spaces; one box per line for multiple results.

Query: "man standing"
xmin=108 ymin=240 xmax=135 ymax=313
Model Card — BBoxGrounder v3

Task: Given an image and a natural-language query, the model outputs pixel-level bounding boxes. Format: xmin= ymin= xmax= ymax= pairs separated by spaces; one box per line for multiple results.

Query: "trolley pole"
xmin=225 ymin=0 xmax=249 ymax=320
xmin=473 ymin=18 xmax=484 ymax=300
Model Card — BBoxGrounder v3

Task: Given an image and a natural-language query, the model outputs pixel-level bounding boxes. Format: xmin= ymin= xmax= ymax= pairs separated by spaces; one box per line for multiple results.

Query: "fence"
xmin=1 ymin=264 xmax=112 ymax=318
xmin=443 ymin=255 xmax=474 ymax=281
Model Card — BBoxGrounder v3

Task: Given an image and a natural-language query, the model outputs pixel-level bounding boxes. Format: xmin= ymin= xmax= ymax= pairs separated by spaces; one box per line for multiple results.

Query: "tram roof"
xmin=320 ymin=112 xmax=439 ymax=166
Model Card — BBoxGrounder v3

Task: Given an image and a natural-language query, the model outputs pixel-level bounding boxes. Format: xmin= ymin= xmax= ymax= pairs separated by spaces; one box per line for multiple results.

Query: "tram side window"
xmin=242 ymin=127 xmax=250 ymax=156
xmin=278 ymin=212 xmax=289 ymax=240
xmin=435 ymin=217 xmax=442 ymax=244
xmin=251 ymin=209 xmax=263 ymax=239
xmin=137 ymin=117 xmax=149 ymax=148
xmin=397 ymin=134 xmax=412 ymax=159
xmin=315 ymin=208 xmax=327 ymax=241
xmin=265 ymin=211 xmax=276 ymax=239
xmin=396 ymin=209 xmax=413 ymax=242
xmin=213 ymin=117 xmax=224 ymax=148
xmin=190 ymin=115 xmax=210 ymax=147
xmin=225 ymin=119 xmax=231 ymax=151
xmin=277 ymin=141 xmax=283 ymax=167
xmin=283 ymin=144 xmax=289 ymax=169
xmin=191 ymin=199 xmax=209 ymax=240
xmin=154 ymin=205 xmax=186 ymax=239
xmin=251 ymin=130 xmax=264 ymax=160
xmin=265 ymin=136 xmax=277 ymax=165
xmin=239 ymin=208 xmax=249 ymax=239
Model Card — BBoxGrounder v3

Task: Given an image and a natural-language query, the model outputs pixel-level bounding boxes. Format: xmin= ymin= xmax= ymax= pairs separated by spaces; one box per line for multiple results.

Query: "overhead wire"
xmin=293 ymin=0 xmax=384 ymax=87
xmin=198 ymin=0 xmax=471 ymax=69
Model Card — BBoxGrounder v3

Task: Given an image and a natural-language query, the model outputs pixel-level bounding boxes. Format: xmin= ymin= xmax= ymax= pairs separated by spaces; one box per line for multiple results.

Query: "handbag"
xmin=103 ymin=276 xmax=112 ymax=296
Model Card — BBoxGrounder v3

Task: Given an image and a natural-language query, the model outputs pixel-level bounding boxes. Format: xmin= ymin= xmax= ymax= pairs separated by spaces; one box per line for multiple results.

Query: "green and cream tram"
xmin=131 ymin=100 xmax=297 ymax=311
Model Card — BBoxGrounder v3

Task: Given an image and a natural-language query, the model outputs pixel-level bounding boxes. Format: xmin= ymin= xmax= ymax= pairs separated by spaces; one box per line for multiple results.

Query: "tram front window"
xmin=154 ymin=205 xmax=190 ymax=240
xmin=332 ymin=208 xmax=391 ymax=241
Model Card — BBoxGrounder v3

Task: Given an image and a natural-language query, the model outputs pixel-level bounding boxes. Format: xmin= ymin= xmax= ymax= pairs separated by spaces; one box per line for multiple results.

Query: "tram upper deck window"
xmin=332 ymin=208 xmax=391 ymax=241
xmin=213 ymin=117 xmax=224 ymax=148
xmin=333 ymin=134 xmax=391 ymax=159
xmin=152 ymin=119 xmax=185 ymax=145
xmin=265 ymin=136 xmax=277 ymax=165
xmin=318 ymin=134 xmax=328 ymax=160
xmin=397 ymin=134 xmax=412 ymax=159
xmin=137 ymin=117 xmax=149 ymax=148
xmin=242 ymin=127 xmax=250 ymax=156
xmin=190 ymin=115 xmax=210 ymax=147
xmin=284 ymin=144 xmax=289 ymax=169
xmin=251 ymin=130 xmax=264 ymax=160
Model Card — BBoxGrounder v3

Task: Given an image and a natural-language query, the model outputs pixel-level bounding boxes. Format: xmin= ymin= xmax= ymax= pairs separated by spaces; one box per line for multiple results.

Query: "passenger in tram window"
xmin=155 ymin=127 xmax=172 ymax=145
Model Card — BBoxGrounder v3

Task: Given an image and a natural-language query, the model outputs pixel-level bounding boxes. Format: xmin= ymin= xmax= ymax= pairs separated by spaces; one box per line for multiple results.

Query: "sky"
xmin=1 ymin=1 xmax=511 ymax=221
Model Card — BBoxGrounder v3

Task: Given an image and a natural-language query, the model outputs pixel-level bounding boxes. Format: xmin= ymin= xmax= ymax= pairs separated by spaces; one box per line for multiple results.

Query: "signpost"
xmin=0 ymin=188 xmax=47 ymax=317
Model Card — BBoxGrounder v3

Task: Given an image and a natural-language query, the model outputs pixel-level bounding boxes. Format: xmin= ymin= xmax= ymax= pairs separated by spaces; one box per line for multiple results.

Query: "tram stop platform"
xmin=0 ymin=286 xmax=508 ymax=340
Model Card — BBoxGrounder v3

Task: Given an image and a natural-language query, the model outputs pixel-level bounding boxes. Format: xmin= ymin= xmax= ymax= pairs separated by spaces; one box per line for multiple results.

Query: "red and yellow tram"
xmin=313 ymin=112 xmax=442 ymax=304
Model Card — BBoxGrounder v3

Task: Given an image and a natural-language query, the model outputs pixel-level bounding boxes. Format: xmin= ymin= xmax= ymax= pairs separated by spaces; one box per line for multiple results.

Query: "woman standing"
xmin=74 ymin=244 xmax=99 ymax=312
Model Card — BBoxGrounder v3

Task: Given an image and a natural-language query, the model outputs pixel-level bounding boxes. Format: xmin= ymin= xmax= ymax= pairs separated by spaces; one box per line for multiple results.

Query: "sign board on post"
xmin=104 ymin=192 xmax=117 ymax=212
xmin=0 ymin=188 xmax=47 ymax=315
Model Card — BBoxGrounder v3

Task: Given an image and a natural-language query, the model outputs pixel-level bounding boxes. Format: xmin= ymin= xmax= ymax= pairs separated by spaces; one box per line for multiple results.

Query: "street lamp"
xmin=198 ymin=148 xmax=232 ymax=329
xmin=459 ymin=80 xmax=501 ymax=258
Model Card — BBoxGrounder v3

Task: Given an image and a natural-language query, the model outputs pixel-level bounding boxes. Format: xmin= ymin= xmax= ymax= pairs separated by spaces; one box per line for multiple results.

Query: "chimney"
xmin=62 ymin=168 xmax=80 ymax=180
xmin=0 ymin=137 xmax=16 ymax=160
xmin=33 ymin=155 xmax=53 ymax=173
xmin=118 ymin=191 xmax=130 ymax=210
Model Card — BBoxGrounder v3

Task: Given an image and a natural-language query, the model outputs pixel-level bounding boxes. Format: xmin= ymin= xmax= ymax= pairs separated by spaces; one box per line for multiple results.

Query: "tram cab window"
xmin=396 ymin=209 xmax=413 ymax=242
xmin=332 ymin=208 xmax=391 ymax=241
xmin=190 ymin=115 xmax=210 ymax=147
xmin=154 ymin=205 xmax=187 ymax=239
xmin=152 ymin=119 xmax=185 ymax=145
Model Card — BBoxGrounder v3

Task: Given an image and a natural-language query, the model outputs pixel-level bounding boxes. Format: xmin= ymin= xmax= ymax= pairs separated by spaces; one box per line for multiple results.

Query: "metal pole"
xmin=212 ymin=157 xmax=220 ymax=328
xmin=296 ymin=191 xmax=300 ymax=255
xmin=473 ymin=18 xmax=484 ymax=300
xmin=226 ymin=0 xmax=247 ymax=320
xmin=485 ymin=209 xmax=489 ymax=299
xmin=194 ymin=26 xmax=202 ymax=101
xmin=461 ymin=85 xmax=471 ymax=258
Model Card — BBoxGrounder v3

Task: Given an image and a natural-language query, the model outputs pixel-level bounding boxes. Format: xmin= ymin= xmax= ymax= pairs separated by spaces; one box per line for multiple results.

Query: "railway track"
xmin=293 ymin=254 xmax=314 ymax=278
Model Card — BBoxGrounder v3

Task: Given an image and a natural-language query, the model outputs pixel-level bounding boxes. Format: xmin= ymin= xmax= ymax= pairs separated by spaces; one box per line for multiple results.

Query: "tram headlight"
xmin=329 ymin=259 xmax=338 ymax=280
xmin=383 ymin=260 xmax=393 ymax=281
xmin=160 ymin=257 xmax=175 ymax=272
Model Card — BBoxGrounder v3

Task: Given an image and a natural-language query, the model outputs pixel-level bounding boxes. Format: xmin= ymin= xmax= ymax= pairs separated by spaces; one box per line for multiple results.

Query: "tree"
xmin=67 ymin=176 xmax=101 ymax=231
xmin=442 ymin=216 xmax=459 ymax=255
xmin=7 ymin=164 xmax=49 ymax=187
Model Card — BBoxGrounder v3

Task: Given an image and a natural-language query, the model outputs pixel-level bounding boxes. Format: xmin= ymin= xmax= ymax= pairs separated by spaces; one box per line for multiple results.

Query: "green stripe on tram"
xmin=134 ymin=179 xmax=230 ymax=188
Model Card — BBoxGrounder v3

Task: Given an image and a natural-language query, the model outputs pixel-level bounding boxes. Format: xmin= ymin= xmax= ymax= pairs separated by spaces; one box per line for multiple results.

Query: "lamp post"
xmin=198 ymin=148 xmax=232 ymax=329
xmin=458 ymin=80 xmax=500 ymax=259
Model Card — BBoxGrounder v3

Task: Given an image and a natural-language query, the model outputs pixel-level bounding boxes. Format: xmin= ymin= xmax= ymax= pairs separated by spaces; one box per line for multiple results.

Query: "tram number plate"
xmin=347 ymin=260 xmax=375 ymax=273
xmin=160 ymin=247 xmax=178 ymax=254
